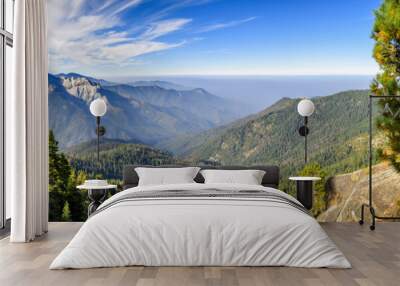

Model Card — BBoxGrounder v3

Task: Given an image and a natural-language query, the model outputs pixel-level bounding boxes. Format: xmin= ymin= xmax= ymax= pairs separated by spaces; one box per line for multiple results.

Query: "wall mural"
xmin=47 ymin=0 xmax=400 ymax=222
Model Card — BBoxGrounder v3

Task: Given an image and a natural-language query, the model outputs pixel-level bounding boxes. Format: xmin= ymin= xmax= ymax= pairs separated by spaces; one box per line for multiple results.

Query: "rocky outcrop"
xmin=318 ymin=162 xmax=400 ymax=222
xmin=61 ymin=75 xmax=101 ymax=103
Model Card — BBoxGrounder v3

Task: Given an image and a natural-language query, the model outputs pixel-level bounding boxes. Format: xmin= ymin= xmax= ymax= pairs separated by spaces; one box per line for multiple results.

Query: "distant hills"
xmin=64 ymin=89 xmax=377 ymax=186
xmin=50 ymin=72 xmax=378 ymax=187
xmin=67 ymin=139 xmax=181 ymax=179
xmin=128 ymin=80 xmax=189 ymax=91
xmin=167 ymin=90 xmax=375 ymax=180
xmin=50 ymin=77 xmax=394 ymax=222
xmin=49 ymin=73 xmax=247 ymax=148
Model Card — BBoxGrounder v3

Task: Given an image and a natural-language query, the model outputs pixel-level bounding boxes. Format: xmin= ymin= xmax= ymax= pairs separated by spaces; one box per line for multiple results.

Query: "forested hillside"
xmin=67 ymin=90 xmax=377 ymax=185
xmin=55 ymin=89 xmax=382 ymax=221
xmin=67 ymin=139 xmax=181 ymax=179
xmin=49 ymin=135 xmax=181 ymax=221
xmin=177 ymin=90 xmax=376 ymax=185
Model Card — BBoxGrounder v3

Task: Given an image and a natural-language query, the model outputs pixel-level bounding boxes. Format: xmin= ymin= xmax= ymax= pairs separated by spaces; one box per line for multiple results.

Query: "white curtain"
xmin=8 ymin=0 xmax=49 ymax=242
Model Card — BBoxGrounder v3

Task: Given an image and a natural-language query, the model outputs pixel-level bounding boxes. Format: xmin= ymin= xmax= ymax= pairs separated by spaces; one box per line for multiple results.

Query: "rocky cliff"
xmin=318 ymin=162 xmax=400 ymax=222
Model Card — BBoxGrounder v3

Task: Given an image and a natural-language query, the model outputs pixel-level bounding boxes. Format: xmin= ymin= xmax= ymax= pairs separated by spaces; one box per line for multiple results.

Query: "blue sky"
xmin=48 ymin=0 xmax=381 ymax=77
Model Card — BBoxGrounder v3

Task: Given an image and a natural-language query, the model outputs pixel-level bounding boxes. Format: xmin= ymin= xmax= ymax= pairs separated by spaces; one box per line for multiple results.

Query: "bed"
xmin=50 ymin=165 xmax=351 ymax=269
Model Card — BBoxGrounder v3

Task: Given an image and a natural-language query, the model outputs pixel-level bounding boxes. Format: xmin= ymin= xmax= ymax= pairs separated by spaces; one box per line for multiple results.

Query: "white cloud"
xmin=141 ymin=19 xmax=192 ymax=40
xmin=197 ymin=17 xmax=257 ymax=33
xmin=109 ymin=0 xmax=142 ymax=16
xmin=100 ymin=41 xmax=185 ymax=61
xmin=47 ymin=0 xmax=191 ymax=73
xmin=95 ymin=0 xmax=118 ymax=14
xmin=68 ymin=0 xmax=86 ymax=19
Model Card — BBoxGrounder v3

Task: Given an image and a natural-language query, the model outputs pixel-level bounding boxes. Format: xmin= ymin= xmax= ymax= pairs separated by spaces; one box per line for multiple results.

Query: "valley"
xmin=66 ymin=139 xmax=181 ymax=180
xmin=49 ymin=73 xmax=394 ymax=221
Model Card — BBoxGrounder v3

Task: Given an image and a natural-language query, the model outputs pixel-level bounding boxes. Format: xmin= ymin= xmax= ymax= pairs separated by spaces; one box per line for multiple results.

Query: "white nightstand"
xmin=77 ymin=184 xmax=117 ymax=216
xmin=289 ymin=177 xmax=321 ymax=210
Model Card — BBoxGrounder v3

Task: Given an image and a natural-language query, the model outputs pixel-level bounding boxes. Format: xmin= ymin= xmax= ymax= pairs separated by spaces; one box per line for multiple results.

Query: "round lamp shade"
xmin=90 ymin=98 xmax=107 ymax=117
xmin=297 ymin=99 xmax=315 ymax=117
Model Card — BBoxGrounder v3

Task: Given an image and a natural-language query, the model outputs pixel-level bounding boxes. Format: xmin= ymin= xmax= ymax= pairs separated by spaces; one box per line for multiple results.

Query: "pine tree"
xmin=371 ymin=0 xmax=400 ymax=171
xmin=49 ymin=130 xmax=71 ymax=221
xmin=66 ymin=169 xmax=88 ymax=221
xmin=49 ymin=130 xmax=89 ymax=221
xmin=49 ymin=130 xmax=71 ymax=193
xmin=49 ymin=130 xmax=73 ymax=220
xmin=61 ymin=201 xmax=71 ymax=222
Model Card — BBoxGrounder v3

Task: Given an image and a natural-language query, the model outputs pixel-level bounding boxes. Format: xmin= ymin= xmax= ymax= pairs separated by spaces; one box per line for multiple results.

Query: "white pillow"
xmin=135 ymin=167 xmax=200 ymax=186
xmin=200 ymin=169 xmax=266 ymax=185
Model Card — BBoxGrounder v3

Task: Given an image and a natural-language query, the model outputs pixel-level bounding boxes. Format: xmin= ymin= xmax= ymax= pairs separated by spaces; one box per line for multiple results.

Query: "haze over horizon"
xmin=104 ymin=74 xmax=373 ymax=112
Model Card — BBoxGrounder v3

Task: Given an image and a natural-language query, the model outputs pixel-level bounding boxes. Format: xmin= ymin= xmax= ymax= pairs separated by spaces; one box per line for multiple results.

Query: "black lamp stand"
xmin=298 ymin=116 xmax=309 ymax=164
xmin=95 ymin=116 xmax=106 ymax=161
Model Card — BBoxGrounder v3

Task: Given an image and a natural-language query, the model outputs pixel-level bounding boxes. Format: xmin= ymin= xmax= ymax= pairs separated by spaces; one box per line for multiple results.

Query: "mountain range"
xmin=49 ymin=73 xmax=247 ymax=148
xmin=166 ymin=90 xmax=375 ymax=181
xmin=128 ymin=80 xmax=189 ymax=91
xmin=49 ymin=73 xmax=395 ymax=221
xmin=50 ymin=72 xmax=378 ymax=187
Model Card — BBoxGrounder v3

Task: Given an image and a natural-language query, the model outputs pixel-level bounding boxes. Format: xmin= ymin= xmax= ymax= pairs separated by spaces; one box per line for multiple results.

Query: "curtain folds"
xmin=9 ymin=0 xmax=49 ymax=242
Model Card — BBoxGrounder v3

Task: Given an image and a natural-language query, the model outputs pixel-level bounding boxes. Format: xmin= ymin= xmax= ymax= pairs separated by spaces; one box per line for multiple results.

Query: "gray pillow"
xmin=135 ymin=167 xmax=201 ymax=186
xmin=200 ymin=169 xmax=266 ymax=185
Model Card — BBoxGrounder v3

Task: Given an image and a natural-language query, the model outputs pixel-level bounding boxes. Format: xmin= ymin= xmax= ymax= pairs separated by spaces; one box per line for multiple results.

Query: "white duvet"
xmin=50 ymin=183 xmax=351 ymax=269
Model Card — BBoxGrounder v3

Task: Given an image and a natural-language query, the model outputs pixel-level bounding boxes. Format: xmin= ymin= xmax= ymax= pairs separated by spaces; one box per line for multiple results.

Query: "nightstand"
xmin=289 ymin=177 xmax=321 ymax=210
xmin=77 ymin=184 xmax=117 ymax=216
